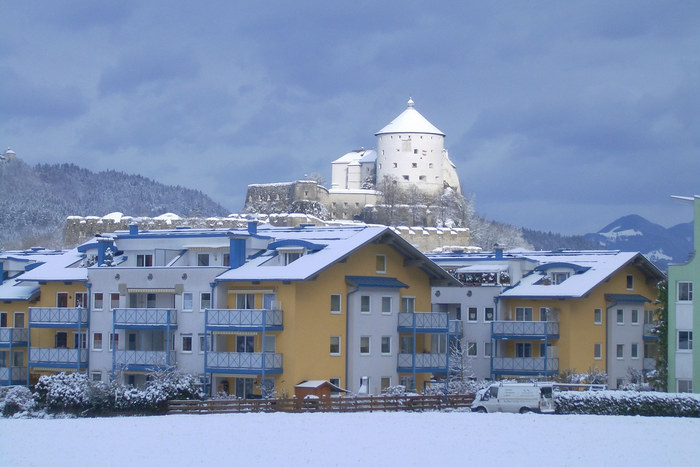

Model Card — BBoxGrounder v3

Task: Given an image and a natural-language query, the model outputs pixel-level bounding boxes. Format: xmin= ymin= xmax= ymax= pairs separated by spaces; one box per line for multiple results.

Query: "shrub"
xmin=555 ymin=390 xmax=700 ymax=417
xmin=34 ymin=372 xmax=92 ymax=414
xmin=2 ymin=386 xmax=36 ymax=416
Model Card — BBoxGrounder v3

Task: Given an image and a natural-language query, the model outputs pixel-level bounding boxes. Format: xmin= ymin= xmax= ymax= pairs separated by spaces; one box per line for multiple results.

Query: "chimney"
xmin=493 ymin=243 xmax=504 ymax=260
xmin=129 ymin=224 xmax=139 ymax=236
xmin=248 ymin=221 xmax=258 ymax=235
xmin=229 ymin=236 xmax=247 ymax=269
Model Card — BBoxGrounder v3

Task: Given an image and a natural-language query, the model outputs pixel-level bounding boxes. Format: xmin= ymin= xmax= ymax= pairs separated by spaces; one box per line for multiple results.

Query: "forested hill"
xmin=0 ymin=158 xmax=230 ymax=249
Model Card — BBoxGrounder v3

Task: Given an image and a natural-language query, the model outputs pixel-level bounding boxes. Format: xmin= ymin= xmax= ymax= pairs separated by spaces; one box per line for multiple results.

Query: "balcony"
xmin=113 ymin=308 xmax=177 ymax=328
xmin=29 ymin=308 xmax=88 ymax=327
xmin=206 ymin=309 xmax=283 ymax=331
xmin=0 ymin=366 xmax=27 ymax=385
xmin=398 ymin=312 xmax=455 ymax=333
xmin=114 ymin=350 xmax=176 ymax=369
xmin=491 ymin=357 xmax=558 ymax=375
xmin=0 ymin=328 xmax=29 ymax=346
xmin=29 ymin=348 xmax=88 ymax=367
xmin=643 ymin=323 xmax=658 ymax=340
xmin=643 ymin=357 xmax=656 ymax=371
xmin=491 ymin=321 xmax=559 ymax=339
xmin=397 ymin=353 xmax=448 ymax=373
xmin=206 ymin=352 xmax=283 ymax=374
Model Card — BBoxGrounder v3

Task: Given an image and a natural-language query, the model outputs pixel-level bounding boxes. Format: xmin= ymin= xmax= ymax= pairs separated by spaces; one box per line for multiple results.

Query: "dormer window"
xmin=552 ymin=272 xmax=569 ymax=285
xmin=276 ymin=247 xmax=304 ymax=265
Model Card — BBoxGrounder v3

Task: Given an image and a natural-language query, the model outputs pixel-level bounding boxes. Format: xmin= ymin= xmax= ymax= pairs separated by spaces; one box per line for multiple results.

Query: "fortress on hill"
xmin=243 ymin=98 xmax=465 ymax=224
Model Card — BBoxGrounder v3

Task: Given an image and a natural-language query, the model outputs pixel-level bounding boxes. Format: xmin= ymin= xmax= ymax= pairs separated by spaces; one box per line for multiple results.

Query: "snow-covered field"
xmin=2 ymin=412 xmax=698 ymax=466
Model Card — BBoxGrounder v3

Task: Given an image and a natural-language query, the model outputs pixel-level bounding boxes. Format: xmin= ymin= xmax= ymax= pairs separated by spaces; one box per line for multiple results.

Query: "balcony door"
xmin=515 ymin=307 xmax=533 ymax=321
xmin=516 ymin=342 xmax=532 ymax=358
xmin=235 ymin=377 xmax=254 ymax=398
xmin=236 ymin=335 xmax=255 ymax=353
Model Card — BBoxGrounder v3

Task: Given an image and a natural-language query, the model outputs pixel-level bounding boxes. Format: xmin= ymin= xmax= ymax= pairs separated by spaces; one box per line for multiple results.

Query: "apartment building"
xmin=668 ymin=195 xmax=700 ymax=393
xmin=11 ymin=223 xmax=458 ymax=397
xmin=431 ymin=249 xmax=664 ymax=387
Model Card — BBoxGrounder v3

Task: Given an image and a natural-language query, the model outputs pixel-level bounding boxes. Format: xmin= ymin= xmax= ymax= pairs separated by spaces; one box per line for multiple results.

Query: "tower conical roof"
xmin=375 ymin=98 xmax=445 ymax=136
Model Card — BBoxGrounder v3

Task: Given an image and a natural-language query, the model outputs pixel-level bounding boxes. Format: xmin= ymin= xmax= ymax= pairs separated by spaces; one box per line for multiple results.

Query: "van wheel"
xmin=474 ymin=407 xmax=487 ymax=413
xmin=519 ymin=407 xmax=531 ymax=414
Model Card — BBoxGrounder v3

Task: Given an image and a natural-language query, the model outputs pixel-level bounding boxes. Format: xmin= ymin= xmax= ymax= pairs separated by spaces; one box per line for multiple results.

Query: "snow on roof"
xmin=375 ymin=98 xmax=445 ymax=136
xmin=500 ymin=251 xmax=660 ymax=299
xmin=0 ymin=277 xmax=40 ymax=301
xmin=16 ymin=248 xmax=87 ymax=283
xmin=456 ymin=264 xmax=508 ymax=273
xmin=331 ymin=149 xmax=377 ymax=165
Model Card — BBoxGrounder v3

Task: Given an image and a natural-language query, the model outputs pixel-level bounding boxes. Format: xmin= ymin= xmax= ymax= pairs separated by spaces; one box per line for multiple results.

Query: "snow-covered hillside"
xmin=2 ymin=412 xmax=698 ymax=465
xmin=585 ymin=214 xmax=693 ymax=270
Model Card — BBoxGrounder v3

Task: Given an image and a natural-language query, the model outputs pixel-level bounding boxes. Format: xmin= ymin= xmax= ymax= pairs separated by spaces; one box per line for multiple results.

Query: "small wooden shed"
xmin=294 ymin=380 xmax=348 ymax=399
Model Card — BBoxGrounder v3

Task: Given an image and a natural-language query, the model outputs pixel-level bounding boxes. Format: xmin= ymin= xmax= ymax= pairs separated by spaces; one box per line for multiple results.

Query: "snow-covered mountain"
xmin=585 ymin=214 xmax=693 ymax=270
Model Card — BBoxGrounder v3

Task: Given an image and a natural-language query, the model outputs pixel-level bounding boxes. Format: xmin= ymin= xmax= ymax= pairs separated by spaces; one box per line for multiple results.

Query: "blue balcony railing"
xmin=0 ymin=366 xmax=27 ymax=384
xmin=206 ymin=309 xmax=283 ymax=330
xmin=397 ymin=353 xmax=448 ymax=372
xmin=0 ymin=328 xmax=29 ymax=345
xmin=114 ymin=350 xmax=176 ymax=368
xmin=113 ymin=308 xmax=177 ymax=327
xmin=398 ymin=312 xmax=451 ymax=332
xmin=29 ymin=347 xmax=88 ymax=365
xmin=29 ymin=308 xmax=88 ymax=326
xmin=491 ymin=321 xmax=559 ymax=339
xmin=206 ymin=352 xmax=283 ymax=373
xmin=492 ymin=357 xmax=558 ymax=374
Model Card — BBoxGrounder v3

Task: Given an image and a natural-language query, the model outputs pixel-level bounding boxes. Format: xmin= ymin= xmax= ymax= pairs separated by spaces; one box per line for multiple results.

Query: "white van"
xmin=471 ymin=383 xmax=554 ymax=414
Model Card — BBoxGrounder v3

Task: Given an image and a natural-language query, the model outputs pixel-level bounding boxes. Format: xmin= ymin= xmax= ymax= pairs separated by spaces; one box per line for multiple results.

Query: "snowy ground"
xmin=2 ymin=412 xmax=698 ymax=466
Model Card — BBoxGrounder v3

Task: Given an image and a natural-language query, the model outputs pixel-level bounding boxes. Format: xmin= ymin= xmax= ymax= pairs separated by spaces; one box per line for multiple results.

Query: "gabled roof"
xmin=500 ymin=251 xmax=664 ymax=299
xmin=216 ymin=225 xmax=459 ymax=286
xmin=375 ymin=98 xmax=445 ymax=136
xmin=15 ymin=248 xmax=87 ymax=283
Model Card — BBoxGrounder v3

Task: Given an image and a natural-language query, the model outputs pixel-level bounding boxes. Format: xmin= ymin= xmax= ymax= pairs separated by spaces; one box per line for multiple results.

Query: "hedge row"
xmin=555 ymin=390 xmax=700 ymax=417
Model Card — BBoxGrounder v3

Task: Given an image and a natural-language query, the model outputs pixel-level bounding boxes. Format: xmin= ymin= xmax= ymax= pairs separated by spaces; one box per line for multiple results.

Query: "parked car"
xmin=471 ymin=383 xmax=554 ymax=414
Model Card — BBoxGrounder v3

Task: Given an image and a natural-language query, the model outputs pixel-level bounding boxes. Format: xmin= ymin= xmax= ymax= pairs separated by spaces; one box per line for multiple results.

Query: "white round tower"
xmin=375 ymin=98 xmax=446 ymax=195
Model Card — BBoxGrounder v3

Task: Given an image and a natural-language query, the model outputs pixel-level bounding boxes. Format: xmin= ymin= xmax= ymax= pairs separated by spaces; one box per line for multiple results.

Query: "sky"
xmin=2 ymin=1 xmax=700 ymax=235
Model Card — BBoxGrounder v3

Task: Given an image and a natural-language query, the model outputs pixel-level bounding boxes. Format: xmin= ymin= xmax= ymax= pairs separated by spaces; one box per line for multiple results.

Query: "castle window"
xmin=419 ymin=175 xmax=426 ymax=181
xmin=393 ymin=163 xmax=398 ymax=168
xmin=413 ymin=149 xmax=418 ymax=154
xmin=412 ymin=163 xmax=417 ymax=168
xmin=402 ymin=175 xmax=409 ymax=181
xmin=429 ymin=163 xmax=433 ymax=168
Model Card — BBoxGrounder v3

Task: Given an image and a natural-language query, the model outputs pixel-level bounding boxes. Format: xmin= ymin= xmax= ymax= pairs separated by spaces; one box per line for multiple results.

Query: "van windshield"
xmin=540 ymin=386 xmax=552 ymax=398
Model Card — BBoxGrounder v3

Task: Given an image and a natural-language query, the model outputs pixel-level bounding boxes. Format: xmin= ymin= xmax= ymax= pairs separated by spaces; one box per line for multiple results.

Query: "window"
xmin=381 ymin=297 xmax=392 ymax=314
xmin=616 ymin=309 xmax=624 ymax=324
xmin=183 ymin=293 xmax=193 ymax=311
xmin=678 ymin=331 xmax=693 ymax=350
xmin=411 ymin=162 xmax=417 ymax=168
xmin=92 ymin=333 xmax=103 ymax=351
xmin=236 ymin=335 xmax=254 ymax=353
xmin=57 ymin=292 xmax=68 ymax=308
xmin=75 ymin=293 xmax=88 ymax=308
xmin=401 ymin=297 xmax=415 ymax=314
xmin=12 ymin=351 xmax=22 ymax=367
xmin=484 ymin=307 xmax=494 ymax=321
xmin=631 ymin=343 xmax=639 ymax=359
xmin=484 ymin=342 xmax=491 ymax=357
xmin=467 ymin=342 xmax=477 ymax=357
xmin=616 ymin=378 xmax=624 ymax=388
xmin=110 ymin=293 xmax=120 ymax=309
xmin=468 ymin=307 xmax=477 ymax=322
xmin=678 ymin=282 xmax=693 ymax=301
xmin=330 ymin=336 xmax=341 ymax=355
xmin=360 ymin=336 xmax=370 ymax=355
xmin=392 ymin=162 xmax=398 ymax=168
xmin=360 ymin=295 xmax=370 ymax=313
xmin=14 ymin=312 xmax=24 ymax=328
xmin=201 ymin=292 xmax=211 ymax=310
xmin=147 ymin=293 xmax=156 ymax=308
xmin=431 ymin=334 xmax=447 ymax=353
xmin=236 ymin=293 xmax=255 ymax=309
xmin=197 ymin=254 xmax=210 ymax=266
xmin=330 ymin=294 xmax=341 ymax=314
xmin=136 ymin=254 xmax=153 ymax=267
xmin=182 ymin=334 xmax=193 ymax=352
xmin=330 ymin=377 xmax=341 ymax=388
xmin=515 ymin=307 xmax=533 ymax=321
xmin=413 ymin=149 xmax=418 ymax=155
xmin=419 ymin=175 xmax=426 ymax=181
xmin=91 ymin=372 xmax=102 ymax=382
xmin=0 ymin=312 xmax=5 ymax=327
xmin=55 ymin=331 xmax=68 ymax=348
xmin=376 ymin=254 xmax=386 ymax=273
xmin=539 ymin=342 xmax=551 ymax=357
xmin=678 ymin=380 xmax=693 ymax=393
xmin=199 ymin=334 xmax=206 ymax=353
xmin=380 ymin=377 xmax=391 ymax=392
xmin=644 ymin=309 xmax=654 ymax=324
xmin=400 ymin=336 xmax=414 ymax=353
xmin=616 ymin=344 xmax=624 ymax=359
xmin=626 ymin=275 xmax=634 ymax=290
xmin=402 ymin=175 xmax=409 ymax=181
xmin=283 ymin=251 xmax=302 ymax=265
xmin=539 ymin=307 xmax=549 ymax=321
xmin=552 ymin=272 xmax=569 ymax=285
xmin=516 ymin=343 xmax=531 ymax=358
xmin=73 ymin=332 xmax=87 ymax=349
xmin=400 ymin=375 xmax=414 ymax=391
xmin=594 ymin=308 xmax=602 ymax=325
xmin=594 ymin=343 xmax=602 ymax=360
xmin=631 ymin=309 xmax=639 ymax=324
xmin=381 ymin=336 xmax=391 ymax=354
xmin=109 ymin=333 xmax=119 ymax=351
xmin=94 ymin=293 xmax=104 ymax=310
xmin=223 ymin=253 xmax=230 ymax=267
xmin=644 ymin=342 xmax=656 ymax=359
xmin=263 ymin=335 xmax=276 ymax=353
